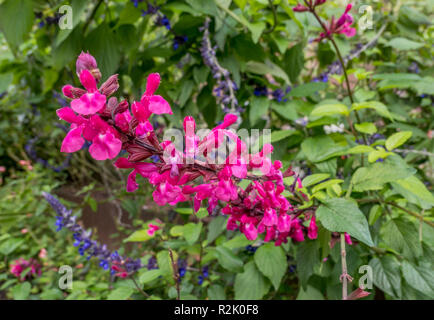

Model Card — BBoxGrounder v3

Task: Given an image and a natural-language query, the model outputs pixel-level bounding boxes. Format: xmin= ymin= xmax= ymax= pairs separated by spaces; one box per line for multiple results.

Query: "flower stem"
xmin=168 ymin=248 xmax=181 ymax=300
xmin=340 ymin=233 xmax=352 ymax=300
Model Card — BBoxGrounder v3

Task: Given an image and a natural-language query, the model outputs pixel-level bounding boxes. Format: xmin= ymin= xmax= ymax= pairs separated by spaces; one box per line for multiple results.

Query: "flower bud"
xmin=76 ymin=51 xmax=101 ymax=82
xmin=99 ymin=74 xmax=119 ymax=96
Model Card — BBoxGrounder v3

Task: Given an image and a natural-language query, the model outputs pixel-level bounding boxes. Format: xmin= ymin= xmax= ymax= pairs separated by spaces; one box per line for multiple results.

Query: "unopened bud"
xmin=99 ymin=74 xmax=119 ymax=96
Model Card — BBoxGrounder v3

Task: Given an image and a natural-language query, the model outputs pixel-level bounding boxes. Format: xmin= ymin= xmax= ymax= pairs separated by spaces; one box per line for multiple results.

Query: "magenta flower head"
xmin=76 ymin=51 xmax=101 ymax=82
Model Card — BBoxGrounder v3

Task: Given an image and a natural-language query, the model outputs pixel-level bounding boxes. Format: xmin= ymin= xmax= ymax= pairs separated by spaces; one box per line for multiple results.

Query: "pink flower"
xmin=76 ymin=51 xmax=99 ymax=80
xmin=308 ymin=215 xmax=318 ymax=240
xmin=147 ymin=223 xmax=161 ymax=236
xmin=293 ymin=3 xmax=308 ymax=12
xmin=114 ymin=158 xmax=159 ymax=192
xmin=70 ymin=70 xmax=106 ymax=115
xmin=39 ymin=248 xmax=47 ymax=259
xmin=345 ymin=232 xmax=353 ymax=245
xmin=10 ymin=258 xmax=41 ymax=281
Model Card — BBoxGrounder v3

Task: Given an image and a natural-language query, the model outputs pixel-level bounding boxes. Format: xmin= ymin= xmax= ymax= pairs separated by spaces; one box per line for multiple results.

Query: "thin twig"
xmin=129 ymin=274 xmax=149 ymax=298
xmin=264 ymin=0 xmax=278 ymax=34
xmin=168 ymin=248 xmax=181 ymax=300
xmin=340 ymin=233 xmax=352 ymax=300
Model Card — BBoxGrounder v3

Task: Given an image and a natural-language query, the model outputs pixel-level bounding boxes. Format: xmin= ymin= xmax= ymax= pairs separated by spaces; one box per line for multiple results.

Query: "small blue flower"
xmin=179 ymin=267 xmax=186 ymax=277
xmin=198 ymin=275 xmax=204 ymax=285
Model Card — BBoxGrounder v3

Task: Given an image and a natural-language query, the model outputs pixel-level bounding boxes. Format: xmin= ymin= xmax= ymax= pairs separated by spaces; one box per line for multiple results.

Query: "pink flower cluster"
xmin=294 ymin=2 xmax=356 ymax=41
xmin=57 ymin=53 xmax=319 ymax=246
xmin=10 ymin=258 xmax=42 ymax=281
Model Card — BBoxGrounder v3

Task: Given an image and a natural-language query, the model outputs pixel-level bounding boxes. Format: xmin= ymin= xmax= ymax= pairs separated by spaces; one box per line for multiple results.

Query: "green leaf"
xmin=157 ymin=250 xmax=177 ymax=277
xmin=0 ymin=73 xmax=13 ymax=92
xmin=284 ymin=43 xmax=304 ymax=82
xmin=301 ymin=136 xmax=348 ymax=163
xmin=289 ymin=82 xmax=328 ymax=98
xmin=302 ymin=173 xmax=331 ymax=188
xmin=11 ymin=282 xmax=31 ymax=300
xmin=183 ymin=222 xmax=203 ymax=245
xmin=270 ymin=130 xmax=297 ymax=143
xmin=178 ymin=80 xmax=194 ymax=108
xmin=368 ymin=148 xmax=393 ymax=163
xmin=312 ymin=179 xmax=343 ymax=194
xmin=355 ymin=122 xmax=377 ymax=134
xmin=310 ymin=103 xmax=349 ymax=117
xmin=248 ymin=21 xmax=266 ymax=43
xmin=207 ymin=215 xmax=227 ymax=244
xmin=0 ymin=0 xmax=34 ymax=49
xmin=351 ymin=163 xmax=414 ymax=192
xmin=117 ymin=2 xmax=142 ymax=26
xmin=386 ymin=37 xmax=424 ymax=50
xmin=351 ymin=101 xmax=393 ymax=121
xmin=254 ymin=243 xmax=287 ymax=290
xmin=234 ymin=261 xmax=269 ymax=300
xmin=271 ymin=100 xmax=299 ymax=121
xmin=391 ymin=176 xmax=434 ymax=209
xmin=139 ymin=269 xmax=162 ymax=285
xmin=381 ymin=218 xmax=422 ymax=260
xmin=401 ymin=261 xmax=434 ymax=296
xmin=296 ymin=241 xmax=319 ymax=289
xmin=222 ymin=234 xmax=253 ymax=250
xmin=296 ymin=285 xmax=325 ymax=300
xmin=385 ymin=131 xmax=412 ymax=151
xmin=124 ymin=230 xmax=152 ymax=242
xmin=249 ymin=97 xmax=270 ymax=125
xmin=347 ymin=145 xmax=375 ymax=154
xmin=316 ymin=198 xmax=374 ymax=246
xmin=107 ymin=287 xmax=134 ymax=300
xmin=369 ymin=256 xmax=401 ymax=299
xmin=208 ymin=284 xmax=226 ymax=300
xmin=215 ymin=246 xmax=243 ymax=272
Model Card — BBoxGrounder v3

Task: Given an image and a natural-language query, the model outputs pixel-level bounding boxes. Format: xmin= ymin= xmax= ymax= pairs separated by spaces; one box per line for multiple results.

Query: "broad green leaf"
xmin=254 ymin=243 xmax=287 ymax=290
xmin=270 ymin=130 xmax=297 ymax=143
xmin=351 ymin=101 xmax=393 ymax=121
xmin=107 ymin=287 xmax=134 ymax=300
xmin=234 ymin=261 xmax=269 ymax=300
xmin=207 ymin=284 xmax=226 ymax=300
xmin=139 ymin=269 xmax=162 ymax=285
xmin=207 ymin=215 xmax=227 ymax=244
xmin=312 ymin=179 xmax=343 ymax=194
xmin=381 ymin=218 xmax=422 ymax=260
xmin=248 ymin=21 xmax=266 ymax=43
xmin=249 ymin=97 xmax=270 ymax=125
xmin=84 ymin=23 xmax=121 ymax=79
xmin=368 ymin=148 xmax=393 ymax=163
xmin=296 ymin=241 xmax=319 ymax=289
xmin=0 ymin=0 xmax=34 ymax=49
xmin=391 ymin=176 xmax=434 ymax=209
xmin=124 ymin=229 xmax=152 ymax=242
xmin=316 ymin=198 xmax=374 ymax=246
xmin=215 ymin=246 xmax=243 ymax=272
xmin=157 ymin=250 xmax=177 ymax=277
xmin=270 ymin=100 xmax=299 ymax=121
xmin=310 ymin=103 xmax=349 ymax=117
xmin=369 ymin=256 xmax=401 ymax=299
xmin=245 ymin=60 xmax=290 ymax=84
xmin=302 ymin=173 xmax=330 ymax=188
xmin=355 ymin=122 xmax=377 ymax=134
xmin=11 ymin=282 xmax=31 ymax=300
xmin=401 ymin=261 xmax=434 ymax=297
xmin=351 ymin=163 xmax=414 ymax=192
xmin=347 ymin=145 xmax=375 ymax=154
xmin=296 ymin=285 xmax=325 ymax=300
xmin=301 ymin=136 xmax=348 ymax=163
xmin=385 ymin=131 xmax=412 ymax=151
xmin=368 ymin=205 xmax=382 ymax=226
xmin=222 ymin=234 xmax=253 ymax=250
xmin=284 ymin=43 xmax=304 ymax=82
xmin=386 ymin=37 xmax=424 ymax=50
xmin=183 ymin=222 xmax=203 ymax=245
xmin=170 ymin=225 xmax=184 ymax=237
xmin=0 ymin=73 xmax=13 ymax=92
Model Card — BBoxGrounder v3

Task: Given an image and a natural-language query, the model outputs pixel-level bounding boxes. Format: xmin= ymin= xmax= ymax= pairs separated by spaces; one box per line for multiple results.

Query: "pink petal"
xmin=71 ymin=92 xmax=106 ymax=115
xmin=56 ymin=107 xmax=83 ymax=124
xmin=61 ymin=126 xmax=85 ymax=153
xmin=148 ymin=95 xmax=172 ymax=115
xmin=79 ymin=69 xmax=97 ymax=92
xmin=127 ymin=170 xmax=139 ymax=192
xmin=89 ymin=132 xmax=122 ymax=160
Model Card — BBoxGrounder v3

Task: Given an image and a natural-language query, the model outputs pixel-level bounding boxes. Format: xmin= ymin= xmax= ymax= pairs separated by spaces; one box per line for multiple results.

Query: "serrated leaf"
xmin=381 ymin=219 xmax=422 ymax=260
xmin=254 ymin=243 xmax=287 ymax=290
xmin=270 ymin=130 xmax=297 ymax=143
xmin=289 ymin=82 xmax=328 ymax=98
xmin=107 ymin=287 xmax=134 ymax=300
xmin=386 ymin=37 xmax=424 ymax=50
xmin=139 ymin=269 xmax=162 ymax=285
xmin=355 ymin=122 xmax=377 ymax=134
xmin=316 ymin=198 xmax=374 ymax=246
xmin=351 ymin=163 xmax=414 ymax=192
xmin=391 ymin=176 xmax=434 ymax=209
xmin=296 ymin=241 xmax=319 ymax=289
xmin=302 ymin=173 xmax=331 ymax=188
xmin=310 ymin=103 xmax=349 ymax=117
xmin=183 ymin=222 xmax=202 ymax=245
xmin=312 ymin=179 xmax=343 ymax=194
xmin=234 ymin=261 xmax=269 ymax=300
xmin=351 ymin=101 xmax=393 ymax=121
xmin=249 ymin=97 xmax=270 ymax=125
xmin=401 ymin=261 xmax=434 ymax=296
xmin=369 ymin=256 xmax=401 ymax=299
xmin=0 ymin=0 xmax=34 ymax=49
